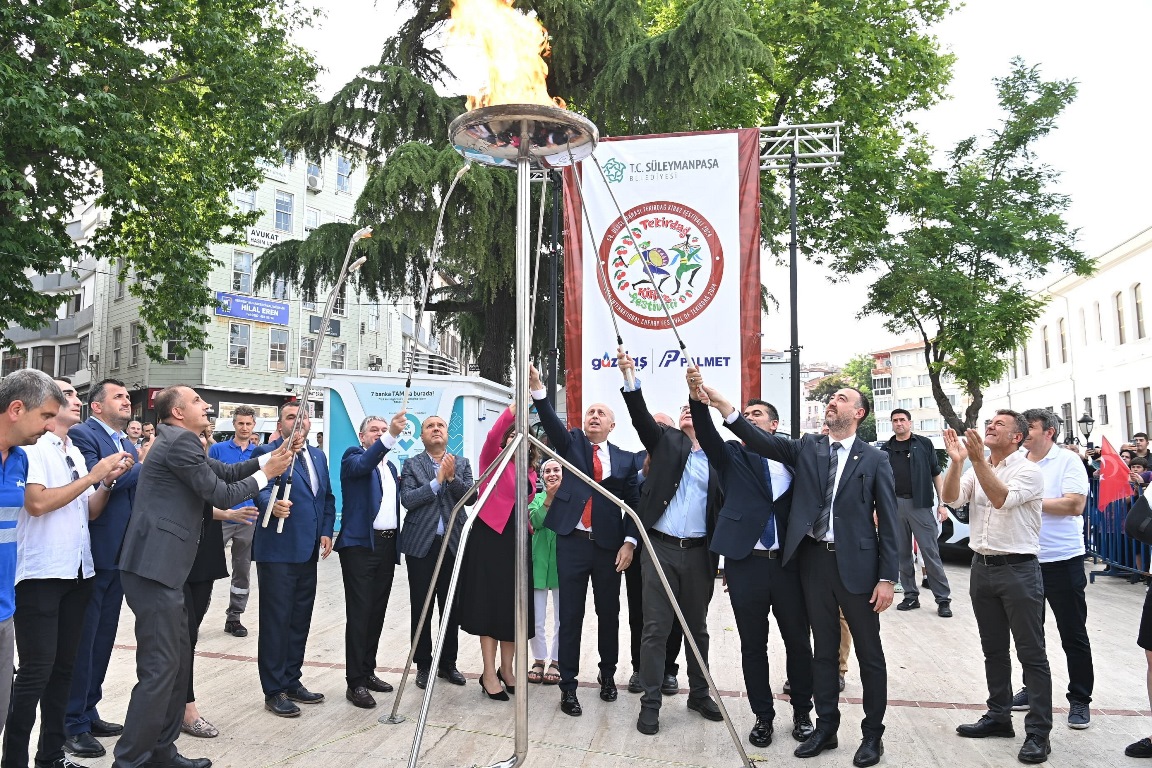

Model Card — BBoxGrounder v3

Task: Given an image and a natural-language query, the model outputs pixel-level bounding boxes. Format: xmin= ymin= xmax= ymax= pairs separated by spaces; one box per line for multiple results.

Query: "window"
xmin=894 ymin=353 xmax=916 ymax=366
xmin=1143 ymin=387 xmax=1152 ymax=432
xmin=1 ymin=350 xmax=26 ymax=377
xmin=337 ymin=155 xmax=352 ymax=193
xmin=234 ymin=188 xmax=256 ymax=214
xmin=1123 ymin=390 xmax=1134 ymax=435
xmin=1011 ymin=354 xmax=1018 ymax=379
xmin=269 ymin=329 xmax=289 ymax=372
xmin=872 ymin=375 xmax=891 ymax=395
xmin=30 ymin=346 xmax=55 ymax=376
xmin=897 ymin=398 xmax=914 ymax=410
xmin=874 ymin=397 xmax=892 ymax=413
xmin=1136 ymin=284 xmax=1146 ymax=339
xmin=1020 ymin=345 xmax=1029 ymax=376
xmin=333 ymin=283 xmax=347 ymax=316
xmin=1083 ymin=397 xmax=1093 ymax=420
xmin=301 ymin=299 xmax=318 ymax=312
xmin=59 ymin=342 xmax=82 ymax=377
xmin=919 ymin=396 xmax=934 ymax=408
xmin=1079 ymin=307 xmax=1087 ymax=346
xmin=299 ymin=337 xmax=315 ymax=372
xmin=916 ymin=374 xmax=930 ymax=386
xmin=274 ymin=191 xmax=293 ymax=232
xmin=330 ymin=342 xmax=346 ymax=370
xmin=367 ymin=303 xmax=379 ymax=332
xmin=306 ymin=158 xmax=322 ymax=179
xmin=1061 ymin=403 xmax=1073 ymax=437
xmin=232 ymin=250 xmax=254 ymax=293
xmin=1098 ymin=395 xmax=1109 ymax=425
xmin=919 ymin=419 xmax=939 ymax=431
xmin=1058 ymin=318 xmax=1067 ymax=363
xmin=228 ymin=323 xmax=251 ymax=367
xmin=270 ymin=277 xmax=289 ymax=301
xmin=1041 ymin=326 xmax=1050 ymax=368
xmin=129 ymin=322 xmax=140 ymax=366
xmin=115 ymin=258 xmax=126 ymax=299
xmin=896 ymin=376 xmax=912 ymax=388
xmin=1116 ymin=292 xmax=1126 ymax=344
xmin=282 ymin=148 xmax=295 ymax=168
xmin=166 ymin=339 xmax=185 ymax=362
xmin=1095 ymin=301 xmax=1103 ymax=341
xmin=947 ymin=394 xmax=959 ymax=406
xmin=305 ymin=206 xmax=320 ymax=232
xmin=112 ymin=327 xmax=122 ymax=370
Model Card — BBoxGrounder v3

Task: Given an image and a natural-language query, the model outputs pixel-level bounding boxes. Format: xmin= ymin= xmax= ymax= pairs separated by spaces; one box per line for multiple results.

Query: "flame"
xmin=449 ymin=0 xmax=564 ymax=111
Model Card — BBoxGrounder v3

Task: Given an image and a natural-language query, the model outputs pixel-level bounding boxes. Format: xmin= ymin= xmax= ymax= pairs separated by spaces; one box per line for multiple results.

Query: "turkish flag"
xmin=1097 ymin=436 xmax=1134 ymax=511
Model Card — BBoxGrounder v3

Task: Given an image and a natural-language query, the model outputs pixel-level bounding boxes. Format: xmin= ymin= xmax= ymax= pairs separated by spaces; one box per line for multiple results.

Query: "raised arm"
xmin=480 ymin=406 xmax=515 ymax=475
xmin=688 ymin=381 xmax=729 ymax=471
xmin=530 ymin=365 xmax=574 ymax=455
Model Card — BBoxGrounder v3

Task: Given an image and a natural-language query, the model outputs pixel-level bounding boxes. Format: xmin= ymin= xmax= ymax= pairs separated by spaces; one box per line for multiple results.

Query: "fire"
xmin=448 ymin=0 xmax=564 ymax=111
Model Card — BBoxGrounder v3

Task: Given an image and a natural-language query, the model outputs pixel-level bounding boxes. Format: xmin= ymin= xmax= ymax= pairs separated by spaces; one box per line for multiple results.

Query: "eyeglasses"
xmin=679 ymin=406 xmax=692 ymax=414
xmin=64 ymin=454 xmax=80 ymax=482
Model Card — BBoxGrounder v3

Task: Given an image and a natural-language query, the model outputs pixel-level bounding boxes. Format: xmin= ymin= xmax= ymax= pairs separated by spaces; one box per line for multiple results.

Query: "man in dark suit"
xmin=65 ymin=379 xmax=142 ymax=758
xmin=616 ymin=353 xmax=722 ymax=737
xmin=529 ymin=365 xmax=639 ymax=716
xmin=338 ymin=412 xmax=407 ymax=708
xmin=698 ymin=376 xmax=898 ymax=768
xmin=689 ymin=385 xmax=815 ymax=748
xmin=113 ymin=386 xmax=295 ymax=768
xmin=398 ymin=415 xmax=472 ymax=690
xmin=253 ymin=402 xmax=336 ymax=718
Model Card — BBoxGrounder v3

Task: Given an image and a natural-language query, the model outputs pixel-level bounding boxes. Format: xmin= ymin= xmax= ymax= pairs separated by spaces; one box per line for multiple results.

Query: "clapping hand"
xmin=437 ymin=453 xmax=457 ymax=484
xmin=942 ymin=429 xmax=968 ymax=464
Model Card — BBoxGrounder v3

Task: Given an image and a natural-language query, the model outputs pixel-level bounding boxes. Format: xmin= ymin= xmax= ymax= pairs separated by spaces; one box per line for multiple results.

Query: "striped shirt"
xmin=0 ymin=447 xmax=29 ymax=622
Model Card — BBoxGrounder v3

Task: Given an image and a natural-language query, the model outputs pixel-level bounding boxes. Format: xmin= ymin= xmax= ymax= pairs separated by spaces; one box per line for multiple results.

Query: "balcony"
xmin=5 ymin=320 xmax=60 ymax=344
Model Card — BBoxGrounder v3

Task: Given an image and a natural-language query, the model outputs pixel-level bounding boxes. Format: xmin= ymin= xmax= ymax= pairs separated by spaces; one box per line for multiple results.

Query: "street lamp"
xmin=1078 ymin=413 xmax=1095 ymax=448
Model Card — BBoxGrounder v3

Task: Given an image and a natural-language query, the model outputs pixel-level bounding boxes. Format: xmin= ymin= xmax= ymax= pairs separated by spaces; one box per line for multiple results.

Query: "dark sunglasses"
xmin=64 ymin=454 xmax=80 ymax=482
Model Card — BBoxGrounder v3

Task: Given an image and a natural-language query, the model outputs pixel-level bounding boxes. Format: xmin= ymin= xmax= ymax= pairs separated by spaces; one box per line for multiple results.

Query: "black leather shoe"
xmin=853 ymin=736 xmax=883 ymax=767
xmin=660 ymin=673 xmax=679 ymax=695
xmin=597 ymin=674 xmax=618 ymax=702
xmin=365 ymin=674 xmax=393 ymax=693
xmin=749 ymin=717 xmax=773 ymax=747
xmin=794 ymin=728 xmax=838 ymax=758
xmin=90 ymin=718 xmax=124 ymax=737
xmin=628 ymin=672 xmax=642 ymax=693
xmin=224 ymin=620 xmax=248 ymax=637
xmin=64 ymin=733 xmax=106 ymax=758
xmin=792 ymin=712 xmax=816 ymax=741
xmin=265 ymin=693 xmax=301 ymax=718
xmin=938 ymin=601 xmax=953 ymax=618
xmin=346 ymin=686 xmax=376 ymax=708
xmin=686 ymin=696 xmax=723 ymax=721
xmin=415 ymin=669 xmax=429 ymax=689
xmin=286 ymin=686 xmax=324 ymax=703
xmin=896 ymin=596 xmax=920 ymax=611
xmin=1018 ymin=733 xmax=1051 ymax=764
xmin=560 ymin=691 xmax=582 ymax=717
xmin=956 ymin=715 xmax=1015 ymax=738
xmin=438 ymin=667 xmax=467 ymax=686
xmin=637 ymin=707 xmax=660 ymax=735
xmin=165 ymin=754 xmax=213 ymax=768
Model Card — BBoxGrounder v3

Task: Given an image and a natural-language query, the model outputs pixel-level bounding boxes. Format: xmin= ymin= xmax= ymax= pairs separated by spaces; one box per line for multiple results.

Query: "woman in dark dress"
xmin=458 ymin=404 xmax=535 ymax=700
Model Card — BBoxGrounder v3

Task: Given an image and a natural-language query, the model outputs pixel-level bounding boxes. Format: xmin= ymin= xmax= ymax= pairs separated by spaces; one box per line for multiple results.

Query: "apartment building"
xmin=870 ymin=341 xmax=971 ymax=440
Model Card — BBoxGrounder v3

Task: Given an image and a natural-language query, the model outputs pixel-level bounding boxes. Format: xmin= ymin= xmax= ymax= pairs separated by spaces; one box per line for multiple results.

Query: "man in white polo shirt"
xmin=1010 ymin=408 xmax=1092 ymax=730
xmin=3 ymin=378 xmax=131 ymax=768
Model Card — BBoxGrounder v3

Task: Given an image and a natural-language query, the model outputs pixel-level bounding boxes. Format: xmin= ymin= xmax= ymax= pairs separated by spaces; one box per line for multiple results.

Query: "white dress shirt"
xmin=374 ymin=434 xmax=400 ymax=531
xmin=18 ymin=433 xmax=94 ymax=582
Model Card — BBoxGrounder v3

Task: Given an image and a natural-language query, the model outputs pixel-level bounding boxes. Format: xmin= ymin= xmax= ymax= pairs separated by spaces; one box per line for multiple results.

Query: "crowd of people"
xmin=0 ymin=360 xmax=1147 ymax=767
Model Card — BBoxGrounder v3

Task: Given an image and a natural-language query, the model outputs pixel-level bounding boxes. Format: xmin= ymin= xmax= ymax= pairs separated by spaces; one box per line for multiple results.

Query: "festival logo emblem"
xmin=597 ymin=200 xmax=723 ymax=330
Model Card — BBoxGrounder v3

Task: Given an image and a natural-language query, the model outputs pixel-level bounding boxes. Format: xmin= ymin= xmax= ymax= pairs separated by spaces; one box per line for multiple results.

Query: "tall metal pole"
xmin=547 ymin=170 xmax=560 ymax=405
xmin=788 ymin=151 xmax=801 ymax=438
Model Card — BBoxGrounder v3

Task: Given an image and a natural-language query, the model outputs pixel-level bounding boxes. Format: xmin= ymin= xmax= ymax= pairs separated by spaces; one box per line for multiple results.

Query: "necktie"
xmin=759 ymin=458 xmax=776 ymax=549
xmin=580 ymin=444 xmax=602 ymax=529
xmin=812 ymin=441 xmax=842 ymax=540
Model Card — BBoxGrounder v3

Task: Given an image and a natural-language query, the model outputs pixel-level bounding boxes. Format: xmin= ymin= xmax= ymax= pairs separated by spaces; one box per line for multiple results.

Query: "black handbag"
xmin=1124 ymin=493 xmax=1152 ymax=545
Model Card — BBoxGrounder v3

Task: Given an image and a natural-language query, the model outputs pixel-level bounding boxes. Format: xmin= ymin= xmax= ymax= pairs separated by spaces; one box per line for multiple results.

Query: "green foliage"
xmin=0 ymin=0 xmax=318 ymax=360
xmin=852 ymin=59 xmax=1094 ymax=430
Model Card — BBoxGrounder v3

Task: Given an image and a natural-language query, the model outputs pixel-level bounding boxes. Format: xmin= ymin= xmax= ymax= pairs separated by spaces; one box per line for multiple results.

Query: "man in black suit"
xmin=112 ymin=386 xmax=295 ymax=768
xmin=528 ymin=365 xmax=639 ymax=717
xmin=689 ymin=385 xmax=815 ymax=748
xmin=698 ymin=376 xmax=898 ymax=768
xmin=616 ymin=353 xmax=722 ymax=737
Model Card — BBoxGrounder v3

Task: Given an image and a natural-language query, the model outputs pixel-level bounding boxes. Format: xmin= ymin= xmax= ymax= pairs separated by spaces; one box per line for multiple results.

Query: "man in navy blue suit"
xmin=254 ymin=402 xmax=336 ymax=718
xmin=528 ymin=365 xmax=639 ymax=718
xmin=65 ymin=379 xmax=142 ymax=759
xmin=337 ymin=411 xmax=407 ymax=709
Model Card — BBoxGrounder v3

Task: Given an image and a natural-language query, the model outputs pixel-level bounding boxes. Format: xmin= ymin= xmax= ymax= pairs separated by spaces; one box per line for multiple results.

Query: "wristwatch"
xmin=103 ymin=478 xmax=117 ymax=490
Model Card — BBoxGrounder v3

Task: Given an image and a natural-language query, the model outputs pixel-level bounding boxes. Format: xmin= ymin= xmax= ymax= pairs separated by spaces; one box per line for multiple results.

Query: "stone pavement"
xmin=58 ymin=559 xmax=1150 ymax=767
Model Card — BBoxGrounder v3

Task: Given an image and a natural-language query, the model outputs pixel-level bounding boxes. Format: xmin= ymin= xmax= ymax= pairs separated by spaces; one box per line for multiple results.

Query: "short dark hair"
xmin=279 ymin=401 xmax=301 ymax=421
xmin=232 ymin=404 xmax=257 ymax=420
xmin=1134 ymin=432 xmax=1149 ymax=440
xmin=1131 ymin=456 xmax=1149 ymax=469
xmin=154 ymin=386 xmax=186 ymax=422
xmin=88 ymin=378 xmax=127 ymax=406
xmin=890 ymin=408 xmax=911 ymax=421
xmin=0 ymin=369 xmax=66 ymax=412
xmin=996 ymin=408 xmax=1028 ymax=447
xmin=744 ymin=399 xmax=779 ymax=422
xmin=1021 ymin=407 xmax=1061 ymax=438
xmin=847 ymin=387 xmax=871 ymax=422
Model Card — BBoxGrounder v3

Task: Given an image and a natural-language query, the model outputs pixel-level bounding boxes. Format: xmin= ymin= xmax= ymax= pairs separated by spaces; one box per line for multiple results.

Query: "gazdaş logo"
xmin=597 ymin=201 xmax=724 ymax=331
xmin=590 ymin=353 xmax=648 ymax=371
xmin=602 ymin=157 xmax=627 ymax=183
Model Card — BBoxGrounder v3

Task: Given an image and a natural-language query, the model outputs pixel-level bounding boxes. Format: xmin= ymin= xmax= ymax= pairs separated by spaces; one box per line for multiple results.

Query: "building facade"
xmin=869 ymin=341 xmax=971 ymax=440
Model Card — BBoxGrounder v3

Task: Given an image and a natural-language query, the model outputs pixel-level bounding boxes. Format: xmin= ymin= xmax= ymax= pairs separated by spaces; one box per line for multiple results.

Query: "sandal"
xmin=528 ymin=660 xmax=545 ymax=684
xmin=181 ymin=717 xmax=219 ymax=738
xmin=542 ymin=662 xmax=561 ymax=686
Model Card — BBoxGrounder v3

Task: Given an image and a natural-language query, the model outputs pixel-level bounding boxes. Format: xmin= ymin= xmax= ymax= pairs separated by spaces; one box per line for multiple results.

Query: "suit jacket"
xmin=726 ymin=417 xmax=899 ymax=594
xmin=336 ymin=438 xmax=401 ymax=562
xmin=621 ymin=387 xmax=721 ymax=537
xmin=254 ymin=438 xmax=336 ymax=563
xmin=531 ymin=393 xmax=639 ymax=550
xmin=69 ymin=417 xmax=141 ymax=570
xmin=398 ymin=451 xmax=472 ymax=558
xmin=689 ymin=399 xmax=795 ymax=563
xmin=119 ymin=424 xmax=261 ymax=589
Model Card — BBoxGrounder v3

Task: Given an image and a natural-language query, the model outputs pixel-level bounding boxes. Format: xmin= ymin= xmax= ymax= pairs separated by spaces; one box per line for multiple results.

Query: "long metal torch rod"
xmin=381 ymin=436 xmax=521 ymax=725
xmin=261 ymin=225 xmax=371 ymax=532
xmin=528 ymin=169 xmax=548 ymax=340
xmin=404 ymin=433 xmax=523 ymax=768
xmin=525 ymin=433 xmax=758 ymax=768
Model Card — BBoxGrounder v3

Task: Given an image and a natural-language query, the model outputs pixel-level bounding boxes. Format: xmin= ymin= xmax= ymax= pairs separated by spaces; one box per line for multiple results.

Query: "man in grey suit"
xmin=398 ymin=415 xmax=472 ymax=690
xmin=112 ymin=386 xmax=295 ymax=768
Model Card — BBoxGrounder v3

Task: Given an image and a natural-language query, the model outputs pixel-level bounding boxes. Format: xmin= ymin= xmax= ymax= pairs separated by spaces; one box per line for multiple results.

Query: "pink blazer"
xmin=477 ymin=406 xmax=536 ymax=535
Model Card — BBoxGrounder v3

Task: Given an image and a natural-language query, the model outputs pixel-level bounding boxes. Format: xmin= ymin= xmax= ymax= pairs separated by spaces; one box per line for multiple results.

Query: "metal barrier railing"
xmin=1084 ymin=479 xmax=1150 ymax=583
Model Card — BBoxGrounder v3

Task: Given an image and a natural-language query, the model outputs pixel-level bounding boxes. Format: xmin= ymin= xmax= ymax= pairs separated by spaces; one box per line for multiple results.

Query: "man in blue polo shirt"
xmin=0 ymin=369 xmax=68 ymax=742
xmin=209 ymin=405 xmax=260 ymax=638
